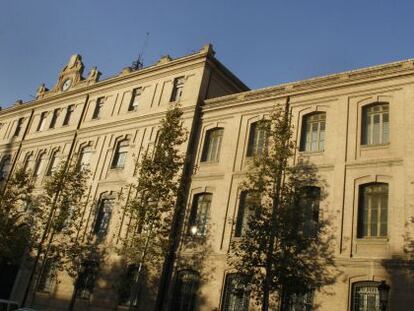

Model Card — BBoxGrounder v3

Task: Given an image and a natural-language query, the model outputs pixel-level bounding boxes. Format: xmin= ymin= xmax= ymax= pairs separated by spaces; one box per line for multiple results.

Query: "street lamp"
xmin=377 ymin=280 xmax=390 ymax=311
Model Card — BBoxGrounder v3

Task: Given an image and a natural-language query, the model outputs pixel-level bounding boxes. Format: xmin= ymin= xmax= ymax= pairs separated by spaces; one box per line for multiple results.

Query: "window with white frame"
xmin=93 ymin=198 xmax=113 ymax=237
xmin=235 ymin=191 xmax=257 ymax=238
xmin=0 ymin=155 xmax=11 ymax=180
xmin=76 ymin=261 xmax=98 ymax=300
xmin=128 ymin=88 xmax=142 ymax=111
xmin=300 ymin=112 xmax=326 ymax=152
xmin=201 ymin=128 xmax=224 ymax=162
xmin=362 ymin=103 xmax=389 ymax=145
xmin=352 ymin=281 xmax=380 ymax=311
xmin=37 ymin=111 xmax=48 ymax=132
xmin=358 ymin=183 xmax=388 ymax=238
xmin=33 ymin=152 xmax=47 ymax=177
xmin=62 ymin=104 xmax=74 ymax=126
xmin=188 ymin=193 xmax=212 ymax=236
xmin=37 ymin=259 xmax=56 ymax=293
xmin=46 ymin=150 xmax=59 ymax=176
xmin=297 ymin=186 xmax=320 ymax=237
xmin=170 ymin=77 xmax=185 ymax=102
xmin=23 ymin=153 xmax=34 ymax=173
xmin=221 ymin=274 xmax=250 ymax=311
xmin=172 ymin=270 xmax=199 ymax=311
xmin=49 ymin=108 xmax=60 ymax=129
xmin=92 ymin=97 xmax=104 ymax=119
xmin=77 ymin=146 xmax=92 ymax=171
xmin=14 ymin=118 xmax=24 ymax=137
xmin=246 ymin=121 xmax=268 ymax=157
xmin=111 ymin=140 xmax=129 ymax=169
xmin=282 ymin=289 xmax=314 ymax=311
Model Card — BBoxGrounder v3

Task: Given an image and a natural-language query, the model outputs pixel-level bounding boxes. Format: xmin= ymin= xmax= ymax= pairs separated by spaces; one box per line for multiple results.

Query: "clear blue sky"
xmin=1 ymin=0 xmax=412 ymax=107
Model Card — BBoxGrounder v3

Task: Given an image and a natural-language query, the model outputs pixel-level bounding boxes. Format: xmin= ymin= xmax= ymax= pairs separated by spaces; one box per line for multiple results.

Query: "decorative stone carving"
xmin=156 ymin=55 xmax=172 ymax=66
xmin=86 ymin=67 xmax=101 ymax=84
xmin=36 ymin=83 xmax=48 ymax=99
xmin=119 ymin=67 xmax=132 ymax=76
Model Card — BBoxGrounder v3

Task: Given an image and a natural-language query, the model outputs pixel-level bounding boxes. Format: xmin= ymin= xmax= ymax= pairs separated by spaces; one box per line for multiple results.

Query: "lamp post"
xmin=377 ymin=280 xmax=390 ymax=311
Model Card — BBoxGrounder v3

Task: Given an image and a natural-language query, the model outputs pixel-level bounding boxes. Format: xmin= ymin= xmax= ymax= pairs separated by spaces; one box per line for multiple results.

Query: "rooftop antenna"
xmin=131 ymin=32 xmax=150 ymax=71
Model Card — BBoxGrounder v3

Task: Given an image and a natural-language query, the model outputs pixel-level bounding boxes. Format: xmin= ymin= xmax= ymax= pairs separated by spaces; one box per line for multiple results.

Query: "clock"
xmin=62 ymin=78 xmax=72 ymax=91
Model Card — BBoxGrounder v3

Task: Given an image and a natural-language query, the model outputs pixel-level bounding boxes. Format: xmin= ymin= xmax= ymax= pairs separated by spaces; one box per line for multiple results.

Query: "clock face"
xmin=62 ymin=78 xmax=72 ymax=91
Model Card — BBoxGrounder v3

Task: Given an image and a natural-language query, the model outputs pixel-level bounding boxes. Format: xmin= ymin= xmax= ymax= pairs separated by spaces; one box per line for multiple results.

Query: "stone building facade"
xmin=1 ymin=45 xmax=414 ymax=310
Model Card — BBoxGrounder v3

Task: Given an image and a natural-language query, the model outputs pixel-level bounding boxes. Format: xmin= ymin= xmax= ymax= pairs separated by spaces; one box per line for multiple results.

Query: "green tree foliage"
xmin=28 ymin=160 xmax=94 ymax=309
xmin=0 ymin=167 xmax=37 ymax=267
xmin=117 ymin=104 xmax=187 ymax=305
xmin=228 ymin=105 xmax=337 ymax=310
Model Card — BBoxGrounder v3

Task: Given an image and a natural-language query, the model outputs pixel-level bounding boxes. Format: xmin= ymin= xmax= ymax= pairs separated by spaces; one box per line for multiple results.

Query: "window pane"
xmin=202 ymin=128 xmax=223 ymax=162
xmin=301 ymin=113 xmax=326 ymax=152
xmin=358 ymin=183 xmax=388 ymax=238
xmin=222 ymin=274 xmax=250 ymax=311
xmin=172 ymin=270 xmax=199 ymax=311
xmin=352 ymin=282 xmax=380 ymax=311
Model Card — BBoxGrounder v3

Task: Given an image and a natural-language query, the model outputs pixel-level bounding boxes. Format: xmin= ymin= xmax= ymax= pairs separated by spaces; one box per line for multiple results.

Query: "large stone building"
xmin=1 ymin=45 xmax=413 ymax=310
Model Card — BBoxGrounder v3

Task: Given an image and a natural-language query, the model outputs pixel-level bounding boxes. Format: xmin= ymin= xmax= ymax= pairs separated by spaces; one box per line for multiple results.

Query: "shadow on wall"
xmin=172 ymin=221 xmax=217 ymax=310
xmin=380 ymin=217 xmax=414 ymax=311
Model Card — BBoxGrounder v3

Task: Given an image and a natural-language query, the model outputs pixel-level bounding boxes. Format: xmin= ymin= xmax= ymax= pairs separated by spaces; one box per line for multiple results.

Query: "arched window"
xmin=111 ymin=139 xmax=129 ymax=169
xmin=0 ymin=155 xmax=11 ymax=180
xmin=201 ymin=128 xmax=223 ymax=162
xmin=362 ymin=103 xmax=389 ymax=145
xmin=23 ymin=153 xmax=33 ymax=173
xmin=172 ymin=270 xmax=199 ymax=311
xmin=235 ymin=191 xmax=257 ymax=238
xmin=188 ymin=193 xmax=212 ymax=236
xmin=221 ymin=274 xmax=250 ymax=311
xmin=33 ymin=152 xmax=47 ymax=177
xmin=46 ymin=150 xmax=59 ymax=176
xmin=93 ymin=198 xmax=113 ymax=237
xmin=352 ymin=281 xmax=380 ymax=311
xmin=77 ymin=146 xmax=92 ymax=171
xmin=358 ymin=183 xmax=388 ymax=238
xmin=300 ymin=112 xmax=326 ymax=152
xmin=247 ymin=121 xmax=268 ymax=157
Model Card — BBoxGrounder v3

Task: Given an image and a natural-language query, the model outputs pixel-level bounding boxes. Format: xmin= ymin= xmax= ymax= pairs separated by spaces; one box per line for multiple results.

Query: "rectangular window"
xmin=37 ymin=112 xmax=48 ymax=132
xmin=111 ymin=140 xmax=129 ymax=169
xmin=170 ymin=77 xmax=184 ymax=102
xmin=92 ymin=97 xmax=104 ymax=119
xmin=14 ymin=118 xmax=24 ymax=137
xmin=37 ymin=259 xmax=56 ymax=293
xmin=358 ymin=183 xmax=388 ymax=238
xmin=49 ymin=108 xmax=60 ymax=129
xmin=352 ymin=282 xmax=380 ymax=311
xmin=247 ymin=121 xmax=268 ymax=157
xmin=62 ymin=105 xmax=74 ymax=126
xmin=188 ymin=193 xmax=212 ymax=236
xmin=282 ymin=290 xmax=314 ymax=311
xmin=235 ymin=191 xmax=256 ymax=237
xmin=300 ymin=113 xmax=326 ymax=152
xmin=222 ymin=274 xmax=250 ymax=311
xmin=128 ymin=88 xmax=142 ymax=111
xmin=46 ymin=151 xmax=59 ymax=176
xmin=362 ymin=103 xmax=389 ymax=145
xmin=76 ymin=261 xmax=98 ymax=300
xmin=93 ymin=199 xmax=113 ymax=237
xmin=201 ymin=128 xmax=224 ymax=162
xmin=298 ymin=186 xmax=320 ymax=237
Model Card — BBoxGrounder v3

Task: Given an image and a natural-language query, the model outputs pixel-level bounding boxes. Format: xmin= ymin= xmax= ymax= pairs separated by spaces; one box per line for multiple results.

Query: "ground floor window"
xmin=352 ymin=281 xmax=380 ymax=311
xmin=282 ymin=290 xmax=314 ymax=311
xmin=221 ymin=273 xmax=250 ymax=311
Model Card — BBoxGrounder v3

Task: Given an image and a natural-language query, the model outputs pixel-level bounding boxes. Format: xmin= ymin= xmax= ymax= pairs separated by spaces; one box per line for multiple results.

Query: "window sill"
xmin=298 ymin=150 xmax=325 ymax=155
xmin=199 ymin=160 xmax=220 ymax=166
xmin=110 ymin=166 xmax=125 ymax=170
xmin=356 ymin=237 xmax=389 ymax=244
xmin=360 ymin=143 xmax=390 ymax=150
